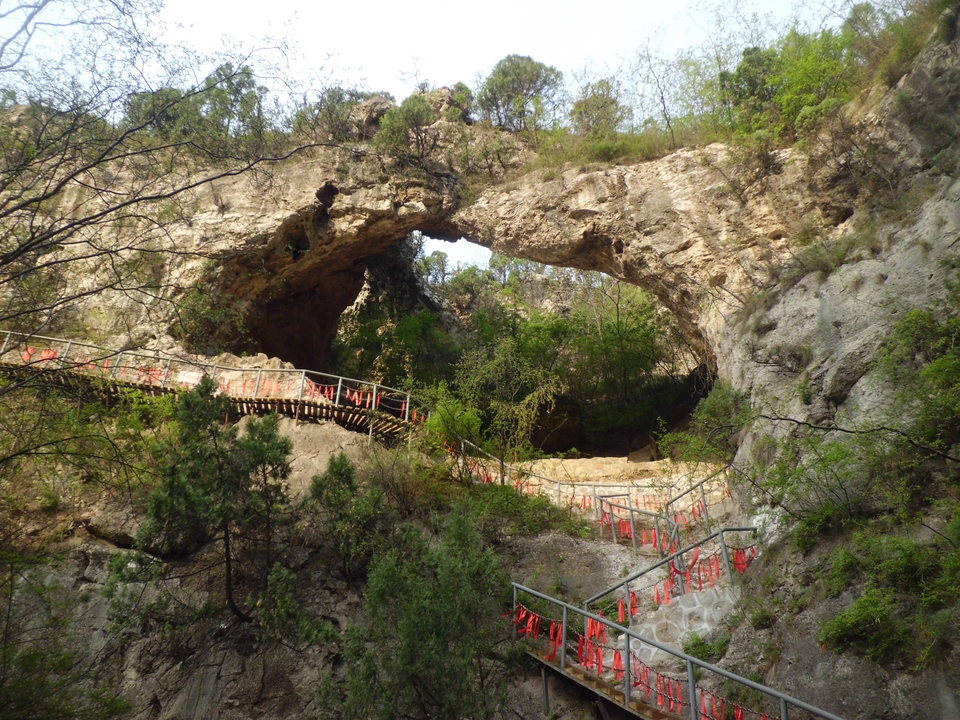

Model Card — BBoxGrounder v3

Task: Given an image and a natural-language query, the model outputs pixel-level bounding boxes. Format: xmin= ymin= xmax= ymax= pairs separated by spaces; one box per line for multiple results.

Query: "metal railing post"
xmin=560 ymin=606 xmax=568 ymax=670
xmin=336 ymin=378 xmax=343 ymax=406
xmin=629 ymin=508 xmax=638 ymax=552
xmin=701 ymin=483 xmax=710 ymax=525
xmin=60 ymin=341 xmax=72 ymax=369
xmin=719 ymin=530 xmax=733 ymax=578
xmin=110 ymin=352 xmax=124 ymax=379
xmin=781 ymin=697 xmax=790 ymax=720
xmin=253 ymin=369 xmax=263 ymax=399
xmin=161 ymin=359 xmax=173 ymax=389
xmin=0 ymin=331 xmax=10 ymax=358
xmin=297 ymin=370 xmax=306 ymax=421
xmin=404 ymin=392 xmax=410 ymax=421
xmin=624 ymin=634 xmax=632 ymax=706
xmin=687 ymin=660 xmax=698 ymax=720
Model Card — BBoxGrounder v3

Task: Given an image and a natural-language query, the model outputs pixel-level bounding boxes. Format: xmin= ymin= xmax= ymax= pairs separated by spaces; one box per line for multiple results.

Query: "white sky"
xmin=157 ymin=0 xmax=819 ymax=267
xmin=159 ymin=0 xmax=814 ymax=107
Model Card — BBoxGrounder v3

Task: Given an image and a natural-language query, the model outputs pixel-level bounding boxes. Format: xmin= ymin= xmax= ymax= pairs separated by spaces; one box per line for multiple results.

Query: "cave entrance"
xmin=236 ymin=221 xmax=710 ymax=456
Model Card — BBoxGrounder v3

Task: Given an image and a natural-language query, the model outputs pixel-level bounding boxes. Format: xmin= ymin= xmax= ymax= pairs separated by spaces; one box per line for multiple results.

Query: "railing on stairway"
xmin=0 ymin=330 xmax=427 ymax=438
xmin=583 ymin=527 xmax=758 ymax=614
xmin=512 ymin=583 xmax=847 ymax=720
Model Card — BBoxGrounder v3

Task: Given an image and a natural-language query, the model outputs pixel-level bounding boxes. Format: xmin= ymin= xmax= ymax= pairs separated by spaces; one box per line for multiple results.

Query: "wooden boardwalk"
xmin=0 ymin=330 xmax=422 ymax=440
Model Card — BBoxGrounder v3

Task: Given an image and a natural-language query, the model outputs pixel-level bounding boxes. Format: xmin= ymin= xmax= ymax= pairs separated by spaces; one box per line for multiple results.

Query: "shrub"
xmin=819 ymin=587 xmax=908 ymax=662
xmin=682 ymin=632 xmax=731 ymax=663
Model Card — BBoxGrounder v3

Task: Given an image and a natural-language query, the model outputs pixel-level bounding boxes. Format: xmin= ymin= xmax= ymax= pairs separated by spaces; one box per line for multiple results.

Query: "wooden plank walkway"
xmin=0 ymin=330 xmax=420 ymax=440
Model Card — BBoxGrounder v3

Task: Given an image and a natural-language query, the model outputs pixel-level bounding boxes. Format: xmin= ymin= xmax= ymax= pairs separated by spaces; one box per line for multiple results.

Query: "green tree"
xmin=570 ymin=78 xmax=632 ymax=137
xmin=455 ymin=339 xmax=562 ymax=463
xmin=291 ymin=86 xmax=382 ymax=140
xmin=374 ymin=93 xmax=440 ymax=161
xmin=327 ymin=509 xmax=509 ymax=720
xmin=310 ymin=452 xmax=395 ymax=578
xmin=139 ymin=377 xmax=292 ymax=621
xmin=477 ymin=54 xmax=564 ymax=132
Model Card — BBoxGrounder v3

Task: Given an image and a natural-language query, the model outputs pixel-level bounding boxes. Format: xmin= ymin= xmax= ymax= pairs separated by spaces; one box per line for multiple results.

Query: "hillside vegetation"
xmin=1 ymin=0 xmax=960 ymax=718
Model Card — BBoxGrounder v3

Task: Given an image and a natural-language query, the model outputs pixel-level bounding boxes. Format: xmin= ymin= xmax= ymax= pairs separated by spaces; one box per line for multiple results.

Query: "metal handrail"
xmin=584 ymin=527 xmax=756 ymax=608
xmin=513 ymin=582 xmax=847 ymax=720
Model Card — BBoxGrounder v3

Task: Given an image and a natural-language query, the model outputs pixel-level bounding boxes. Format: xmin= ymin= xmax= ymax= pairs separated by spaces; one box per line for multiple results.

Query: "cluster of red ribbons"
xmin=568 ymin=494 xmax=595 ymax=510
xmin=698 ymin=688 xmax=775 ymax=720
xmin=651 ymin=545 xmax=758 ymax=606
xmin=463 ymin=456 xmax=498 ymax=484
xmin=633 ymin=658 xmax=687 ymax=714
xmin=512 ymin=605 xmax=563 ymax=662
xmin=20 ymin=346 xmax=60 ymax=363
xmin=732 ymin=545 xmax=758 ymax=574
xmin=617 ymin=592 xmax=641 ymax=623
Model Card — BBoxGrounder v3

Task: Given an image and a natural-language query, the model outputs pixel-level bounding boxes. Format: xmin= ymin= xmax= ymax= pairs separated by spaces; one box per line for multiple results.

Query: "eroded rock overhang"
xmin=220 ymin=143 xmax=840 ymax=372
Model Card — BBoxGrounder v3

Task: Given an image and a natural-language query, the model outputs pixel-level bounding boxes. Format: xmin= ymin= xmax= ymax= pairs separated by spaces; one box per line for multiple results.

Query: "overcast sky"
xmin=159 ymin=0 xmax=818 ymax=106
xmin=157 ymin=0 xmax=819 ymax=267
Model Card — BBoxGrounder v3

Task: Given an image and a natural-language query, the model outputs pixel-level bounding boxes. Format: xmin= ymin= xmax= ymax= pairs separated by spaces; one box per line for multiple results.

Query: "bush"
xmin=819 ymin=588 xmax=908 ymax=662
xmin=660 ymin=380 xmax=752 ymax=462
xmin=682 ymin=632 xmax=731 ymax=663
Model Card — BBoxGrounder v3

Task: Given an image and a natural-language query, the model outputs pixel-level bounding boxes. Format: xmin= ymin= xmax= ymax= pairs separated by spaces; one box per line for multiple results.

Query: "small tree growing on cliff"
xmin=477 ymin=54 xmax=564 ymax=133
xmin=139 ymin=377 xmax=292 ymax=621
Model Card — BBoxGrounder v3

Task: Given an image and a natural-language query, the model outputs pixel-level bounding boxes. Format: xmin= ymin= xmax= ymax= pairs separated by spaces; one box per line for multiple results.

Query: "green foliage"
xmin=172 ymin=278 xmax=251 ymax=355
xmin=660 ymin=381 xmax=752 ymax=462
xmin=334 ymin=304 xmax=459 ymax=388
xmin=570 ymin=78 xmax=632 ymax=138
xmin=291 ymin=86 xmax=382 ymax=140
xmin=877 ymin=287 xmax=960 ymax=447
xmin=310 ymin=452 xmax=396 ymax=578
xmin=819 ymin=588 xmax=908 ymax=662
xmin=748 ymin=608 xmax=776 ymax=629
xmin=682 ymin=632 xmax=731 ymax=663
xmin=139 ymin=378 xmax=292 ymax=620
xmin=477 ymin=54 xmax=564 ymax=133
xmin=254 ymin=563 xmax=334 ymax=643
xmin=123 ymin=63 xmax=276 ymax=155
xmin=422 ymin=386 xmax=483 ymax=450
xmin=461 ymin=483 xmax=590 ymax=540
xmin=819 ymin=523 xmax=960 ymax=666
xmin=455 ymin=340 xmax=562 ymax=461
xmin=326 ymin=509 xmax=509 ymax=720
xmin=374 ymin=94 xmax=440 ymax=161
xmin=1 ymin=559 xmax=129 ymax=720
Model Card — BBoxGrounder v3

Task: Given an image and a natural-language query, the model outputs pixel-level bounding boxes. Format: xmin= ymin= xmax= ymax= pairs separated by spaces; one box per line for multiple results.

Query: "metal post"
xmin=0 ymin=331 xmax=10 ymax=358
xmin=111 ymin=352 xmax=124 ymax=378
xmin=719 ymin=530 xmax=733 ymax=578
xmin=368 ymin=385 xmax=376 ymax=438
xmin=336 ymin=378 xmax=343 ymax=407
xmin=512 ymin=584 xmax=518 ymax=612
xmin=161 ymin=358 xmax=173 ymax=389
xmin=687 ymin=660 xmax=698 ymax=720
xmin=629 ymin=508 xmax=638 ymax=553
xmin=297 ymin=371 xmax=306 ymax=421
xmin=781 ymin=697 xmax=789 ymax=720
xmin=556 ymin=481 xmax=561 ymax=506
xmin=60 ymin=341 xmax=72 ymax=369
xmin=559 ymin=606 xmax=567 ymax=670
xmin=700 ymin=483 xmax=710 ymax=525
xmin=253 ymin=369 xmax=263 ymax=399
xmin=541 ymin=666 xmax=550 ymax=716
xmin=624 ymin=634 xmax=632 ymax=707
xmin=404 ymin=392 xmax=411 ymax=421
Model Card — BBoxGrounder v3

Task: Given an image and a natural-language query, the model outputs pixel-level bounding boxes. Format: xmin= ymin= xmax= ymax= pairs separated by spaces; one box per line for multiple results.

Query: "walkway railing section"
xmin=0 ymin=330 xmax=427 ymax=437
xmin=512 ymin=583 xmax=846 ymax=720
xmin=583 ymin=527 xmax=758 ymax=615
